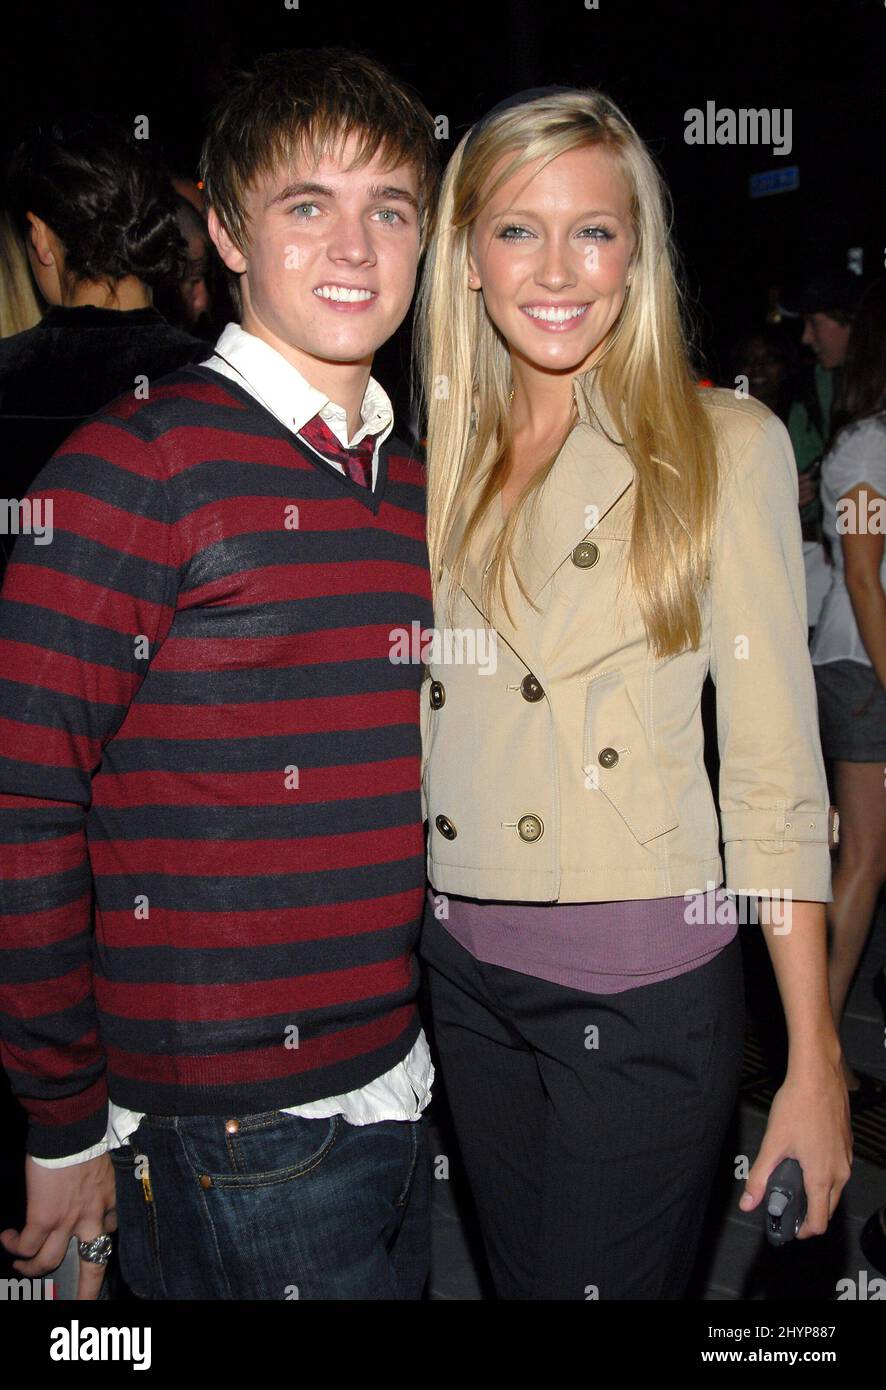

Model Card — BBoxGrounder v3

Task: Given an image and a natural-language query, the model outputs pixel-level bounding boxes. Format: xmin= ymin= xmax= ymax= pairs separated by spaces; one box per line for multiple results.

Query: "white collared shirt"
xmin=202 ymin=321 xmax=393 ymax=488
xmin=33 ymin=323 xmax=432 ymax=1168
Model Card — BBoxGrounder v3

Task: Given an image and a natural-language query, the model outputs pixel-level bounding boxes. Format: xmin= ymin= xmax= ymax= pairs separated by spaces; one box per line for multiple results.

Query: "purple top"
xmin=425 ymin=885 xmax=738 ymax=994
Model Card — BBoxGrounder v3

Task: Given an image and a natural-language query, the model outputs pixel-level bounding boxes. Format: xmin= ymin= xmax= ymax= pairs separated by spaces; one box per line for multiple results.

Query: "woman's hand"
xmin=738 ymin=1052 xmax=852 ymax=1237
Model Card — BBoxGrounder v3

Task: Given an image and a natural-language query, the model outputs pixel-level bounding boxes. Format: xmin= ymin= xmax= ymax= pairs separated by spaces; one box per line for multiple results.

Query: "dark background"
xmin=1 ymin=0 xmax=884 ymax=1305
xmin=3 ymin=0 xmax=884 ymax=388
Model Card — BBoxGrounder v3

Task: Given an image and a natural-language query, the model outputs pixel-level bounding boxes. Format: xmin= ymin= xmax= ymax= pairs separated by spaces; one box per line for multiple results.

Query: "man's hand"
xmin=0 ymin=1153 xmax=118 ymax=1299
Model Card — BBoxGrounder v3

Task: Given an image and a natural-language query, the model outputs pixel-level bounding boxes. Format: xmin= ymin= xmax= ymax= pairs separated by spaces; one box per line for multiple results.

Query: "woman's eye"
xmin=496 ymin=224 xmax=615 ymax=241
xmin=288 ymin=203 xmax=320 ymax=218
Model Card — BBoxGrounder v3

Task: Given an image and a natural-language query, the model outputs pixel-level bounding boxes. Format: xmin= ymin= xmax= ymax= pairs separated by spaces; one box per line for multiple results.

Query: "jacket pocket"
xmin=582 ymin=669 xmax=679 ymax=844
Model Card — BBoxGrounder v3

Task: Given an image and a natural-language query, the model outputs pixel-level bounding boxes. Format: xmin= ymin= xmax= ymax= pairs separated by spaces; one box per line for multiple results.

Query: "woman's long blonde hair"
xmin=414 ymin=88 xmax=719 ymax=659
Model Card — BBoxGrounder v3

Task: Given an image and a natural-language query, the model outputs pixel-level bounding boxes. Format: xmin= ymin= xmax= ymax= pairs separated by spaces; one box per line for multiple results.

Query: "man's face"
xmin=209 ymin=132 xmax=422 ymax=372
xmin=801 ymin=311 xmax=851 ymax=370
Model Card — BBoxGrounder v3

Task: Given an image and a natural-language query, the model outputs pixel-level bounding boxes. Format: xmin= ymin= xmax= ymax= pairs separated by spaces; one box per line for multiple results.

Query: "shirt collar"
xmin=206 ymin=322 xmax=394 ymax=450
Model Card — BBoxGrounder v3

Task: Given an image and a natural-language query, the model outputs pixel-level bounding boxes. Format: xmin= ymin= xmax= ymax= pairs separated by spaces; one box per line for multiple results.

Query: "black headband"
xmin=462 ymin=85 xmax=577 ymax=157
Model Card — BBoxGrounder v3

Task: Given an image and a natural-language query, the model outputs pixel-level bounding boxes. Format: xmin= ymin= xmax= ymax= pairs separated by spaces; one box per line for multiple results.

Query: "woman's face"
xmin=467 ymin=143 xmax=636 ymax=377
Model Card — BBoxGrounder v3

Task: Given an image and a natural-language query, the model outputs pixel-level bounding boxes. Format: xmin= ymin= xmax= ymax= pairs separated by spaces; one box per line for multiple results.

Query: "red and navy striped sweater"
xmin=0 ymin=366 xmax=433 ymax=1159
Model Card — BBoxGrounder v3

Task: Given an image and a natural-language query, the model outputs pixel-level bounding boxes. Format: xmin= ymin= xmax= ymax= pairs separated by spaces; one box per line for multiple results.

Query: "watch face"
xmin=829 ymin=805 xmax=840 ymax=848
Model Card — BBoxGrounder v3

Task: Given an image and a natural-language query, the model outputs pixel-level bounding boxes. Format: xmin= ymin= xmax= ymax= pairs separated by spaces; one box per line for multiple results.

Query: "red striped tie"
xmin=297 ymin=413 xmax=375 ymax=489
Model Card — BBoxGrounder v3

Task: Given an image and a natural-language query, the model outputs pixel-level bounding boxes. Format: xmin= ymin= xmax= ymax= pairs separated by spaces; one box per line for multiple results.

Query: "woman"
xmin=0 ymin=113 xmax=206 ymax=523
xmin=414 ymin=86 xmax=851 ymax=1300
xmin=811 ymin=277 xmax=886 ymax=1108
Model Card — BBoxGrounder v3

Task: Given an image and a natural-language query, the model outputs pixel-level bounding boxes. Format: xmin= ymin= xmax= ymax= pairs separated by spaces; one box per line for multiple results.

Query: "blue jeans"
xmin=109 ymin=1109 xmax=430 ymax=1299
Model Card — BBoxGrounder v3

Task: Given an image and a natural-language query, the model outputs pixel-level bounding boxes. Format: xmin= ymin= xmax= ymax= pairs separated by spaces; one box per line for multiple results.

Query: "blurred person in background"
xmin=153 ymin=192 xmax=217 ymax=338
xmin=0 ymin=113 xmax=207 ymax=540
xmin=0 ymin=208 xmax=43 ymax=338
xmin=810 ymin=276 xmax=886 ymax=1110
xmin=727 ymin=322 xmax=797 ymax=423
xmin=172 ymin=172 xmax=206 ymax=217
xmin=170 ymin=173 xmax=241 ymax=339
xmin=781 ymin=270 xmax=866 ymax=636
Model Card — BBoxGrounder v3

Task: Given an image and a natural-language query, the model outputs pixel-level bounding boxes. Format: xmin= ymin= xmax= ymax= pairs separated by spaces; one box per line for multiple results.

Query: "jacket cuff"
xmin=720 ymin=804 xmax=838 ymax=847
xmin=723 ymin=837 xmax=833 ymax=903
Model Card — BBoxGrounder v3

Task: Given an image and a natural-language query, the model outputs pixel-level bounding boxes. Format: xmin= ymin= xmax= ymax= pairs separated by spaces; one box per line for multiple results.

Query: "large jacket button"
xmin=435 ymin=814 xmax=457 ymax=839
xmin=517 ymin=813 xmax=544 ymax=841
xmin=429 ymin=680 xmax=446 ymax=709
xmin=571 ymin=541 xmax=600 ymax=568
xmin=520 ymin=673 xmax=544 ymax=702
xmin=598 ymin=746 xmax=619 ymax=768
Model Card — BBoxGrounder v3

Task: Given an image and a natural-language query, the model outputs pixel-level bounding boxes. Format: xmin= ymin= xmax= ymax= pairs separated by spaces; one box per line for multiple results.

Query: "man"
xmin=0 ymin=47 xmax=440 ymax=1300
xmin=780 ymin=268 xmax=865 ymax=635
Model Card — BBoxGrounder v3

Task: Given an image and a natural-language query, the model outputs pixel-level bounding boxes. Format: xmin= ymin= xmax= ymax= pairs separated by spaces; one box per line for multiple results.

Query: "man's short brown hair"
xmin=199 ymin=47 xmax=441 ymax=257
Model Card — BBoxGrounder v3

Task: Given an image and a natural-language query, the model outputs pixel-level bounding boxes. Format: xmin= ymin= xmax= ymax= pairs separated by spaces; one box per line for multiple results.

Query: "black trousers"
xmin=421 ymin=906 xmax=746 ymax=1300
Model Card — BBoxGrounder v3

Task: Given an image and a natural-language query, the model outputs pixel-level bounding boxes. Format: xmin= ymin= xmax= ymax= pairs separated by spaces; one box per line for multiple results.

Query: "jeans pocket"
xmin=109 ymin=1136 xmax=165 ymax=1299
xmin=177 ymin=1110 xmax=341 ymax=1189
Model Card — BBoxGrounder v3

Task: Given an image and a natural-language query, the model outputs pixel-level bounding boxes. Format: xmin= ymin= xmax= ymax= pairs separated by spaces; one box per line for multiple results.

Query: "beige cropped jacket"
xmin=420 ymin=369 xmax=835 ymax=903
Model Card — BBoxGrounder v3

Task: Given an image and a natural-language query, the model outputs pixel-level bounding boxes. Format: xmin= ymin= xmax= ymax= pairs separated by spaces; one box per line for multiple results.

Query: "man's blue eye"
xmin=284 ymin=204 xmax=404 ymax=222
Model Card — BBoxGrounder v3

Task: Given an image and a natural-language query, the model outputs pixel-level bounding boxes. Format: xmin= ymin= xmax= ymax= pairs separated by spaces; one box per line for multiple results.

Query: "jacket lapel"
xmin=443 ymin=370 xmax=635 ymax=624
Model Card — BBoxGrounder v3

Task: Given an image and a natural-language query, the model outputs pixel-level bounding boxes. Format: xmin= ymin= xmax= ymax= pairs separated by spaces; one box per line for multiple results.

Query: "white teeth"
xmin=314 ymin=285 xmax=375 ymax=302
xmin=523 ymin=304 xmax=588 ymax=322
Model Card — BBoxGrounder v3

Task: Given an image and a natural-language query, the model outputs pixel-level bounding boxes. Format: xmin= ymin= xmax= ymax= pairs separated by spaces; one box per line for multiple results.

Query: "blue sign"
xmin=749 ymin=166 xmax=800 ymax=198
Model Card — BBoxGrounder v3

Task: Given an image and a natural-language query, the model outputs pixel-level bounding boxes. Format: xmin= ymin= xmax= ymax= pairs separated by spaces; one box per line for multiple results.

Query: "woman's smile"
xmin=520 ymin=301 xmax=591 ymax=329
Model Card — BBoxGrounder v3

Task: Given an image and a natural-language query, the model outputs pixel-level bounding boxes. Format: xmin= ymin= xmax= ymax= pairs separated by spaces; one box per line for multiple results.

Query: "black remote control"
xmin=764 ymin=1157 xmax=807 ymax=1245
